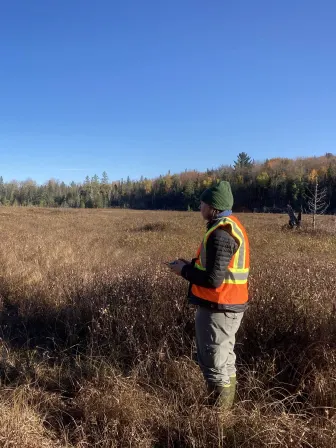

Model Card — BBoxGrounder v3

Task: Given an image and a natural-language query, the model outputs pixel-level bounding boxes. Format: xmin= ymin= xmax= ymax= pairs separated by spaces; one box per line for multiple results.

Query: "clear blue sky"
xmin=1 ymin=1 xmax=336 ymax=184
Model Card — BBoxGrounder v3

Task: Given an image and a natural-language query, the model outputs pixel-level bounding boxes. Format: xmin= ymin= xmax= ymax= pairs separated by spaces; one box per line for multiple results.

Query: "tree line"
xmin=1 ymin=153 xmax=336 ymax=213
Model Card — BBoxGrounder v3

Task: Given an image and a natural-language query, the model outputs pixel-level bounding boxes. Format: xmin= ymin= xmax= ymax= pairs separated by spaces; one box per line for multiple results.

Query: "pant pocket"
xmin=224 ymin=311 xmax=238 ymax=320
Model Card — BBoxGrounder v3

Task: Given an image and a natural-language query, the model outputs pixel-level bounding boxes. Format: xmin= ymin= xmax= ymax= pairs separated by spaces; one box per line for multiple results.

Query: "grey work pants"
xmin=195 ymin=307 xmax=244 ymax=386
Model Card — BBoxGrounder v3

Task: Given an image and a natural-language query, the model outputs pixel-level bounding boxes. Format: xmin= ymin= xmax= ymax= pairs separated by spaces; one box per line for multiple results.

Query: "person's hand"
xmin=169 ymin=259 xmax=187 ymax=276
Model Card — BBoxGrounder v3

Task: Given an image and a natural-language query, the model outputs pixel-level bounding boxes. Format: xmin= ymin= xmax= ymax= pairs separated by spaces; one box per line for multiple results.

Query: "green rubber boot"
xmin=229 ymin=375 xmax=237 ymax=407
xmin=207 ymin=384 xmax=233 ymax=409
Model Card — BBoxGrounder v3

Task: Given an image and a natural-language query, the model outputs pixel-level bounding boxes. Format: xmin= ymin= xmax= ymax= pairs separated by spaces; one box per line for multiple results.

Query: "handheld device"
xmin=164 ymin=261 xmax=177 ymax=266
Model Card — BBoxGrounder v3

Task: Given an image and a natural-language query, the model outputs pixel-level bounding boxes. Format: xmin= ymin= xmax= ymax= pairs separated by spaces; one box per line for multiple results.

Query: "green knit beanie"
xmin=200 ymin=181 xmax=234 ymax=211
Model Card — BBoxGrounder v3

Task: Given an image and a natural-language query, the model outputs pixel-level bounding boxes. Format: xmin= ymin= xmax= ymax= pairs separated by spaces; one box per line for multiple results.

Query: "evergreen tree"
xmin=0 ymin=154 xmax=335 ymax=212
xmin=234 ymin=152 xmax=253 ymax=170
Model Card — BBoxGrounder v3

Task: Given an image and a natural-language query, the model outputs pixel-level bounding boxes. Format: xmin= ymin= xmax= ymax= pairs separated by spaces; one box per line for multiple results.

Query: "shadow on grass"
xmin=136 ymin=222 xmax=171 ymax=232
xmin=0 ymin=273 xmax=335 ymax=398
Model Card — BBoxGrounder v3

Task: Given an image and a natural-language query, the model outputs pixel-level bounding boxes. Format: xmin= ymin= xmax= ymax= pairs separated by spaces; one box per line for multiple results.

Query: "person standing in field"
xmin=169 ymin=181 xmax=250 ymax=409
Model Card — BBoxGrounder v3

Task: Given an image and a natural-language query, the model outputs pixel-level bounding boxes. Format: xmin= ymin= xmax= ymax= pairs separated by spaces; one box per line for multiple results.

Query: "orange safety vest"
xmin=191 ymin=215 xmax=250 ymax=306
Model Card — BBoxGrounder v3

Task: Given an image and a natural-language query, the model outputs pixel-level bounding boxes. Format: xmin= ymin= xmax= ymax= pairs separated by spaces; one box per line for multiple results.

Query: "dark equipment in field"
xmin=287 ymin=204 xmax=302 ymax=228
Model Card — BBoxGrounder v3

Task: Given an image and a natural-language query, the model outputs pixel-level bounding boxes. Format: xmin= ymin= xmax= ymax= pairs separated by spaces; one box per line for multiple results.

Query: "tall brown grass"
xmin=0 ymin=208 xmax=335 ymax=447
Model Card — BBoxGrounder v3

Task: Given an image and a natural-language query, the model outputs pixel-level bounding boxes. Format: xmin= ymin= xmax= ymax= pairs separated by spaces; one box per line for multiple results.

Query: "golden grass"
xmin=0 ymin=208 xmax=335 ymax=447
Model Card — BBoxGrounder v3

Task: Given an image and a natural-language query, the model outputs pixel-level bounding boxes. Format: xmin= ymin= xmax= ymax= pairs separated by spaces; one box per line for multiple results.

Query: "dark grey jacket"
xmin=181 ymin=217 xmax=248 ymax=312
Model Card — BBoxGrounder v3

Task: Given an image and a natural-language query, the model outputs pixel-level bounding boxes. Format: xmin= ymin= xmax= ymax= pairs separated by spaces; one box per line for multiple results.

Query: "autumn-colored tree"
xmin=0 ymin=154 xmax=335 ymax=212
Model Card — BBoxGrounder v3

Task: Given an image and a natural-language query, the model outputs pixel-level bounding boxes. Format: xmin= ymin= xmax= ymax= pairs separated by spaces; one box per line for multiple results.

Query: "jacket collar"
xmin=207 ymin=210 xmax=232 ymax=230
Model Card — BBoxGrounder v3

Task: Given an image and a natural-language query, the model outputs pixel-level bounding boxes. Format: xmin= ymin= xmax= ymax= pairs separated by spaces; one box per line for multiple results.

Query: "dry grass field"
xmin=0 ymin=208 xmax=335 ymax=447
